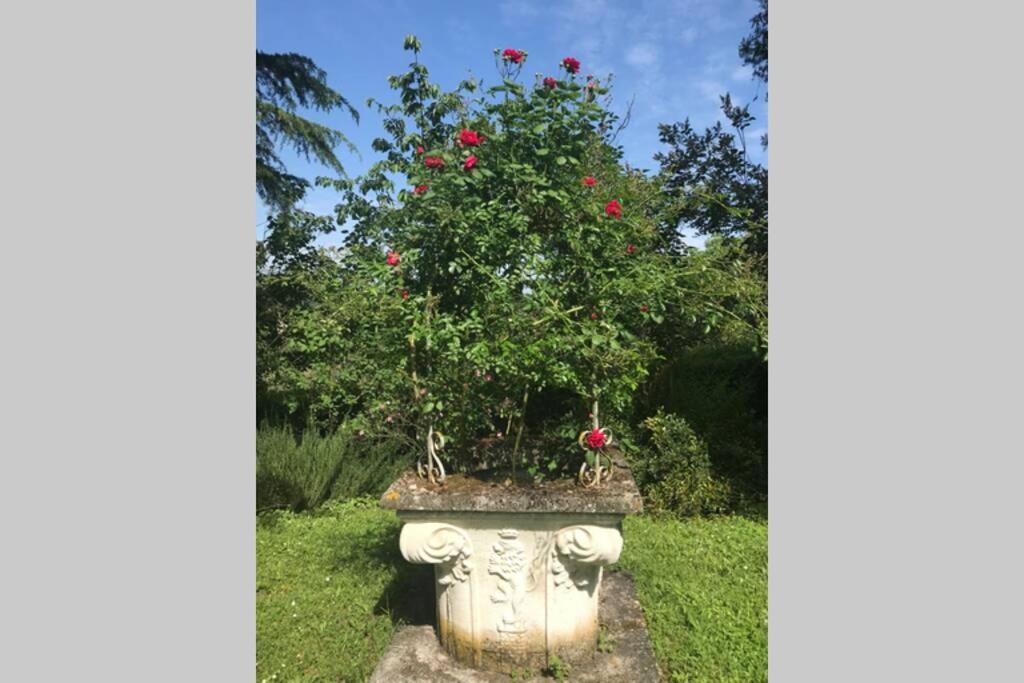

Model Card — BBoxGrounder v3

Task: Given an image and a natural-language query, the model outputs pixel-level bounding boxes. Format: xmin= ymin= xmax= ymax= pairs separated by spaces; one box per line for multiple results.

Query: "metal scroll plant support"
xmin=417 ymin=424 xmax=447 ymax=484
xmin=578 ymin=399 xmax=614 ymax=488
xmin=407 ymin=287 xmax=449 ymax=486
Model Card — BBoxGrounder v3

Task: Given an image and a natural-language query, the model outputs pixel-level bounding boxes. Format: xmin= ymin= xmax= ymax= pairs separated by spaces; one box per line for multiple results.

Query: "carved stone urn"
xmin=379 ymin=461 xmax=643 ymax=673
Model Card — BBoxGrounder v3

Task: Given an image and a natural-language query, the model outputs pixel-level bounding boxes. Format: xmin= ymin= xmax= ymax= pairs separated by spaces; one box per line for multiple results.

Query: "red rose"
xmin=424 ymin=156 xmax=444 ymax=169
xmin=640 ymin=304 xmax=649 ymax=313
xmin=586 ymin=81 xmax=596 ymax=89
xmin=416 ymin=146 xmax=424 ymax=154
xmin=562 ymin=57 xmax=581 ymax=74
xmin=582 ymin=176 xmax=596 ymax=187
xmin=459 ymin=129 xmax=481 ymax=147
xmin=590 ymin=312 xmax=598 ymax=320
xmin=605 ymin=200 xmax=623 ymax=219
xmin=402 ymin=289 xmax=410 ymax=300
xmin=464 ymin=155 xmax=477 ymax=170
xmin=626 ymin=244 xmax=636 ymax=254
xmin=502 ymin=48 xmax=525 ymax=64
xmin=413 ymin=184 xmax=428 ymax=195
xmin=543 ymin=76 xmax=557 ymax=89
xmin=386 ymin=251 xmax=400 ymax=267
xmin=585 ymin=428 xmax=606 ymax=450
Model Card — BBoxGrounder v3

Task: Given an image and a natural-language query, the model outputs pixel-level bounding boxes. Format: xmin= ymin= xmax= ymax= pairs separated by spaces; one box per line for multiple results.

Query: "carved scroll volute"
xmin=555 ymin=525 xmax=623 ymax=566
xmin=399 ymin=522 xmax=473 ymax=585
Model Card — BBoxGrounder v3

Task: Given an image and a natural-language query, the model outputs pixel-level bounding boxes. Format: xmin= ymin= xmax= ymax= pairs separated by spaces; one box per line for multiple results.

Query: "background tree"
xmin=739 ymin=0 xmax=768 ymax=88
xmin=257 ymin=51 xmax=366 ymax=427
xmin=643 ymin=1 xmax=769 ymax=496
xmin=654 ymin=0 xmax=768 ymax=263
xmin=256 ymin=51 xmax=359 ymax=212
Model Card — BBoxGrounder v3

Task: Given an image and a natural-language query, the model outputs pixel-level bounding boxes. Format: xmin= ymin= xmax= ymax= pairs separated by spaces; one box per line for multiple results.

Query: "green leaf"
xmin=555 ymin=156 xmax=567 ymax=165
xmin=532 ymin=123 xmax=547 ymax=135
xmin=536 ymin=148 xmax=550 ymax=156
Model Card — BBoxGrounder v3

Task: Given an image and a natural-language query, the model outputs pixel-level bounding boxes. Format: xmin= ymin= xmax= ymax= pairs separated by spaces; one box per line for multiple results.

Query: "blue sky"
xmin=257 ymin=0 xmax=767 ymax=247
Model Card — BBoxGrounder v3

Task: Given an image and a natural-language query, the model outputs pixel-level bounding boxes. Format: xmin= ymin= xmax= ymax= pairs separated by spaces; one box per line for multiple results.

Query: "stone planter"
xmin=379 ymin=460 xmax=643 ymax=673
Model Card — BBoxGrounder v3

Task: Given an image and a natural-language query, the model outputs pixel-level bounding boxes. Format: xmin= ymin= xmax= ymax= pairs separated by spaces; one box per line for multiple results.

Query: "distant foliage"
xmin=645 ymin=342 xmax=767 ymax=496
xmin=655 ymin=98 xmax=767 ymax=261
xmin=256 ymin=421 xmax=410 ymax=512
xmin=739 ymin=0 xmax=768 ymax=86
xmin=657 ymin=0 xmax=768 ymax=263
xmin=631 ymin=411 xmax=732 ymax=517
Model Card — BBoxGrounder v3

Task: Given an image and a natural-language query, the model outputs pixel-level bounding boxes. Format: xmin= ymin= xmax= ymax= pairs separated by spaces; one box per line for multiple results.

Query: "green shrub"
xmin=644 ymin=342 xmax=767 ymax=496
xmin=304 ymin=37 xmax=766 ymax=477
xmin=256 ymin=421 xmax=410 ymax=512
xmin=631 ymin=411 xmax=732 ymax=516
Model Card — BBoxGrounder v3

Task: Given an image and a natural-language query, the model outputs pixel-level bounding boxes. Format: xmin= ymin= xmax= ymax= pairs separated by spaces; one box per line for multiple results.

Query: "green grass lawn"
xmin=256 ymin=498 xmax=766 ymax=682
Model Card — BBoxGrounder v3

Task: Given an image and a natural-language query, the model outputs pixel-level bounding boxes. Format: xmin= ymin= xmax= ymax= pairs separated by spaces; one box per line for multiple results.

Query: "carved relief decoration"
xmin=399 ymin=522 xmax=473 ymax=586
xmin=488 ymin=529 xmax=528 ymax=633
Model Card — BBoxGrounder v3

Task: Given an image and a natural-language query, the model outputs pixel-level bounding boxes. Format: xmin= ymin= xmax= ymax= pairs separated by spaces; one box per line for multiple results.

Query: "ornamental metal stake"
xmin=578 ymin=398 xmax=613 ymax=488
xmin=417 ymin=423 xmax=447 ymax=484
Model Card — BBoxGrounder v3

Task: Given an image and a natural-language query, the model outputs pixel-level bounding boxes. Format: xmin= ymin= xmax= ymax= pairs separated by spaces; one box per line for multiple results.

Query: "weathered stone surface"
xmin=379 ymin=455 xmax=643 ymax=515
xmin=369 ymin=571 xmax=662 ymax=682
xmin=380 ymin=456 xmax=644 ymax=672
xmin=395 ymin=514 xmax=625 ymax=672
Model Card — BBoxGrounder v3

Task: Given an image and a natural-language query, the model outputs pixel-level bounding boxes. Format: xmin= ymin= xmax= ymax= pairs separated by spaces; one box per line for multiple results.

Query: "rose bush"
xmin=316 ymin=36 xmax=765 ymax=479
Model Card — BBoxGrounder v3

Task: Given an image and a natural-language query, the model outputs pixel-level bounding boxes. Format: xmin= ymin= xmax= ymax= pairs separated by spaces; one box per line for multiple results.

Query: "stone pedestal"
xmin=380 ymin=463 xmax=643 ymax=673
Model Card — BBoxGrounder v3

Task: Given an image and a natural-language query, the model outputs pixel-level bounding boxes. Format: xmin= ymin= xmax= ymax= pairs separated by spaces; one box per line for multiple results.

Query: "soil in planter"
xmin=382 ymin=446 xmax=643 ymax=515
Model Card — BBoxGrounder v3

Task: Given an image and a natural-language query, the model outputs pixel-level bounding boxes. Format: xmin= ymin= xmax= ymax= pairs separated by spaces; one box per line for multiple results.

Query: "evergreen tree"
xmin=256 ymin=51 xmax=358 ymax=212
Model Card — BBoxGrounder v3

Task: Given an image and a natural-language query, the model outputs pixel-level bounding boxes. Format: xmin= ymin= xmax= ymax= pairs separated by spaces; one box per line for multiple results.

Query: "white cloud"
xmin=625 ymin=43 xmax=658 ymax=68
xmin=697 ymin=79 xmax=726 ymax=104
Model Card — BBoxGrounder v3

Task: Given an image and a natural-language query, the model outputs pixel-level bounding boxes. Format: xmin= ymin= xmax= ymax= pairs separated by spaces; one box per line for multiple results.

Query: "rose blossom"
xmin=640 ymin=304 xmax=649 ymax=313
xmin=582 ymin=175 xmax=596 ymax=187
xmin=424 ymin=156 xmax=444 ymax=169
xmin=416 ymin=146 xmax=424 ymax=154
xmin=402 ymin=290 xmax=410 ymax=300
xmin=543 ymin=76 xmax=557 ymax=89
xmin=585 ymin=428 xmax=606 ymax=450
xmin=413 ymin=184 xmax=428 ymax=195
xmin=459 ymin=129 xmax=482 ymax=147
xmin=502 ymin=48 xmax=525 ymax=64
xmin=386 ymin=251 xmax=400 ymax=267
xmin=464 ymin=155 xmax=477 ymax=170
xmin=626 ymin=243 xmax=636 ymax=254
xmin=605 ymin=199 xmax=623 ymax=219
xmin=562 ymin=57 xmax=581 ymax=74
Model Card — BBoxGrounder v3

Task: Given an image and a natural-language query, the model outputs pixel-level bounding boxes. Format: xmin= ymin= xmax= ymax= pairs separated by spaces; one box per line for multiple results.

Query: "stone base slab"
xmin=369 ymin=571 xmax=662 ymax=682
